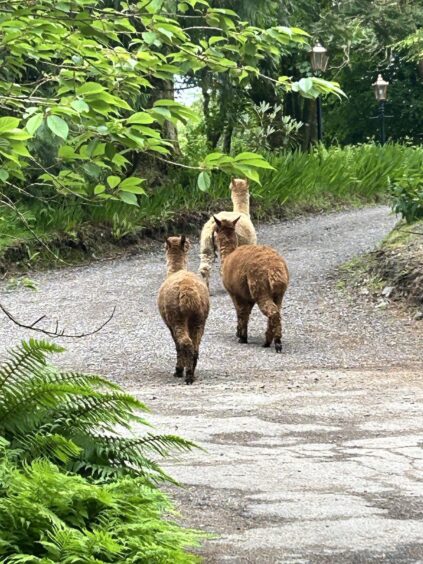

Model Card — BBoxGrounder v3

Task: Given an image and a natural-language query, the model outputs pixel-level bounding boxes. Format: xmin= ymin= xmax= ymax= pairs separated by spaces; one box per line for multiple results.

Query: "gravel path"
xmin=1 ymin=205 xmax=422 ymax=562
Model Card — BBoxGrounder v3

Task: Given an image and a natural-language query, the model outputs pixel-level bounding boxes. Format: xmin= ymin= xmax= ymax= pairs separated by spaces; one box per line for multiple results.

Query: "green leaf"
xmin=71 ymin=99 xmax=90 ymax=113
xmin=120 ymin=185 xmax=146 ymax=195
xmin=298 ymin=77 xmax=313 ymax=93
xmin=26 ymin=114 xmax=44 ymax=135
xmin=47 ymin=116 xmax=69 ymax=140
xmin=126 ymin=112 xmax=155 ymax=125
xmin=94 ymin=184 xmax=106 ymax=194
xmin=0 ymin=117 xmax=20 ymax=134
xmin=119 ymin=192 xmax=139 ymax=206
xmin=197 ymin=171 xmax=211 ymax=192
xmin=119 ymin=177 xmax=144 ymax=190
xmin=107 ymin=176 xmax=121 ymax=189
xmin=76 ymin=82 xmax=104 ymax=96
xmin=0 ymin=169 xmax=9 ymax=182
xmin=142 ymin=31 xmax=159 ymax=45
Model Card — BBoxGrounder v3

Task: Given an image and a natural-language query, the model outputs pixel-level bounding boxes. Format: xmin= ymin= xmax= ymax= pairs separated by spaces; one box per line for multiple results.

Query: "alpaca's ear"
xmin=165 ymin=237 xmax=171 ymax=248
xmin=213 ymin=215 xmax=222 ymax=229
xmin=232 ymin=216 xmax=241 ymax=227
xmin=180 ymin=235 xmax=186 ymax=248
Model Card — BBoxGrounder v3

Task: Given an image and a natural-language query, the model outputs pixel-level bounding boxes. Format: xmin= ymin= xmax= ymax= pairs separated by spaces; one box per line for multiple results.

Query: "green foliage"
xmin=2 ymin=143 xmax=422 ymax=261
xmin=0 ymin=0 xmax=344 ymax=207
xmin=257 ymin=143 xmax=423 ymax=210
xmin=0 ymin=341 xmax=204 ymax=561
xmin=0 ymin=340 xmax=195 ymax=482
xmin=0 ymin=445 xmax=202 ymax=563
xmin=390 ymin=171 xmax=423 ymax=224
xmin=231 ymin=102 xmax=303 ymax=153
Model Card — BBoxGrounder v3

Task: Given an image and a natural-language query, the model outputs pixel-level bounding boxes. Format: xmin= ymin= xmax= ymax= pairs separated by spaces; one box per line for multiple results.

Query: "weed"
xmin=6 ymin=276 xmax=39 ymax=292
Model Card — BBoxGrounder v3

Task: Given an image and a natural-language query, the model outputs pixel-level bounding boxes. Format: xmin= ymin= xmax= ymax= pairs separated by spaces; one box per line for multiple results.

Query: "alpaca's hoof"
xmin=262 ymin=342 xmax=271 ymax=348
xmin=185 ymin=376 xmax=195 ymax=385
xmin=174 ymin=368 xmax=184 ymax=378
xmin=238 ymin=336 xmax=248 ymax=344
xmin=275 ymin=342 xmax=282 ymax=353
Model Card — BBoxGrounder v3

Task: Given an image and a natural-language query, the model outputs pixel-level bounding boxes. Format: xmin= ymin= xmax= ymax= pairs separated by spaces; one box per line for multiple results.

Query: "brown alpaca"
xmin=157 ymin=236 xmax=210 ymax=384
xmin=214 ymin=217 xmax=289 ymax=353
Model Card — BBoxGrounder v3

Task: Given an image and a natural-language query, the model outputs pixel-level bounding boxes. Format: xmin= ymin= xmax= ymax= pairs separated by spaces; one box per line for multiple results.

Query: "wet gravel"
xmin=0 ymin=205 xmax=421 ymax=383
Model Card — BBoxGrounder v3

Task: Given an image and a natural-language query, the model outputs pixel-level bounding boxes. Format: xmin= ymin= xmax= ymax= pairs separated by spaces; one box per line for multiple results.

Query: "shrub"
xmin=390 ymin=172 xmax=423 ymax=224
xmin=0 ymin=340 xmax=194 ymax=482
xmin=0 ymin=341 xmax=205 ymax=562
xmin=0 ymin=442 xmax=202 ymax=563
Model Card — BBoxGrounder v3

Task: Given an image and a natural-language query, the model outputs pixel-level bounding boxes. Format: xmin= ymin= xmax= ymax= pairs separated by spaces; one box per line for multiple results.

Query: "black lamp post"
xmin=310 ymin=41 xmax=329 ymax=142
xmin=372 ymin=73 xmax=389 ymax=145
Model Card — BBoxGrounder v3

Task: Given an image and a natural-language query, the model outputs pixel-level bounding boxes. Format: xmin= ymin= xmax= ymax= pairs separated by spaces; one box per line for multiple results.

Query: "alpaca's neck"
xmin=219 ymin=238 xmax=238 ymax=262
xmin=231 ymin=191 xmax=250 ymax=215
xmin=166 ymin=256 xmax=187 ymax=276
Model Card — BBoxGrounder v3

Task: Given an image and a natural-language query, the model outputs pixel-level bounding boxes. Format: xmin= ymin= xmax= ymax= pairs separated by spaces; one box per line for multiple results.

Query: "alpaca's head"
xmin=165 ymin=235 xmax=190 ymax=274
xmin=230 ymin=178 xmax=249 ymax=195
xmin=213 ymin=216 xmax=241 ymax=258
xmin=230 ymin=178 xmax=250 ymax=214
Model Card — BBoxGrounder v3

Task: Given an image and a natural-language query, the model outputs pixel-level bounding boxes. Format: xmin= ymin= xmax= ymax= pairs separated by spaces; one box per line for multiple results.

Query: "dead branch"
xmin=0 ymin=303 xmax=116 ymax=338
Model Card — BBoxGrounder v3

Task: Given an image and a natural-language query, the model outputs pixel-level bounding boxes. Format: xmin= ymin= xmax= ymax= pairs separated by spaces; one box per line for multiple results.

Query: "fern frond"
xmin=0 ymin=340 xmax=197 ymax=485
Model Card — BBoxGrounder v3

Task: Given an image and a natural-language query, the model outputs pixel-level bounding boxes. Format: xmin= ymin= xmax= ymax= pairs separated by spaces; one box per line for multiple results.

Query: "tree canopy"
xmin=0 ymin=0 xmax=344 ymax=206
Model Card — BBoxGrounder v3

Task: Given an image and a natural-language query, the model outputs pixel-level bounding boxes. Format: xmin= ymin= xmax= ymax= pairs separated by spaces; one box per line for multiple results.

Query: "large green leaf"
xmin=197 ymin=171 xmax=211 ymax=192
xmin=25 ymin=114 xmax=44 ymax=135
xmin=47 ymin=116 xmax=69 ymax=140
xmin=0 ymin=117 xmax=20 ymax=134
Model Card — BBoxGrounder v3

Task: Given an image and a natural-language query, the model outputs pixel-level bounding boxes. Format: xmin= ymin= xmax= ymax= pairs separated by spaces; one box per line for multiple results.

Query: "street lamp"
xmin=372 ymin=73 xmax=389 ymax=145
xmin=310 ymin=42 xmax=329 ymax=142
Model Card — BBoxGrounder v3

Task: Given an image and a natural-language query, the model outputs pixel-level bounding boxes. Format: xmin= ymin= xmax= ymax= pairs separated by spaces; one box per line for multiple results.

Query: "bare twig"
xmin=0 ymin=303 xmax=116 ymax=338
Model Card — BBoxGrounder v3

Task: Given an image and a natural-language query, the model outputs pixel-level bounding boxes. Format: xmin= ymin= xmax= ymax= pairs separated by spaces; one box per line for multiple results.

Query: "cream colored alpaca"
xmin=198 ymin=179 xmax=257 ymax=287
xmin=158 ymin=236 xmax=210 ymax=384
xmin=214 ymin=216 xmax=289 ymax=353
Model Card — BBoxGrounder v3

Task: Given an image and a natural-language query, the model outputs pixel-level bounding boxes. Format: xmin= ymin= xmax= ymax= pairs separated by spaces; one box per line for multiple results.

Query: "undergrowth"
xmin=1 ymin=143 xmax=422 ymax=268
xmin=0 ymin=340 xmax=204 ymax=562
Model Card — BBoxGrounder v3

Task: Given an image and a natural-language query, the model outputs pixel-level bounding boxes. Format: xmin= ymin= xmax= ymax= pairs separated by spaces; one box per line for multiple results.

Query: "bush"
xmin=0 ymin=339 xmax=194 ymax=482
xmin=390 ymin=171 xmax=423 ymax=224
xmin=0 ymin=340 xmax=204 ymax=563
xmin=0 ymin=443 xmax=201 ymax=563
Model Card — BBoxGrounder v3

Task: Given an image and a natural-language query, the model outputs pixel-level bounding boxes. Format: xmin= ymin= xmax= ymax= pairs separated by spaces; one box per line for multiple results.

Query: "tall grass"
xmin=1 ymin=143 xmax=423 ymax=252
xmin=255 ymin=143 xmax=423 ymax=213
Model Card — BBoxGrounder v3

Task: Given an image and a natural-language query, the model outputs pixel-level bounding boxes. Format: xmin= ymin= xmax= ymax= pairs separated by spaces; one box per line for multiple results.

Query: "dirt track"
xmin=1 ymin=206 xmax=422 ymax=562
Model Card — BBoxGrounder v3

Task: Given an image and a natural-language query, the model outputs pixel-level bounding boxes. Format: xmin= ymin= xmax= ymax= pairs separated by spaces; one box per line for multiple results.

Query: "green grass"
xmin=1 ymin=143 xmax=423 ymax=267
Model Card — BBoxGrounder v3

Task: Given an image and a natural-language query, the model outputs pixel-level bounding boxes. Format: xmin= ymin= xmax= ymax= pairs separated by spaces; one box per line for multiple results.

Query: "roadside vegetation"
xmin=2 ymin=142 xmax=423 ymax=271
xmin=0 ymin=339 xmax=203 ymax=561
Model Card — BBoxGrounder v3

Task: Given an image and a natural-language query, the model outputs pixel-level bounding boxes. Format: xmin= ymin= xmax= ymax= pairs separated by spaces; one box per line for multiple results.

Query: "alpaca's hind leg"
xmin=257 ymin=298 xmax=282 ymax=352
xmin=173 ymin=324 xmax=194 ymax=381
xmin=272 ymin=294 xmax=284 ymax=353
xmin=167 ymin=326 xmax=184 ymax=377
xmin=199 ymin=248 xmax=215 ymax=289
xmin=189 ymin=323 xmax=205 ymax=379
xmin=231 ymin=296 xmax=254 ymax=343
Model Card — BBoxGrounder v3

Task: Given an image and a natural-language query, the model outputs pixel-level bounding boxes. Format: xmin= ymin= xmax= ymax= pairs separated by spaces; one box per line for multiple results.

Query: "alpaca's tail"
xmin=178 ymin=285 xmax=208 ymax=319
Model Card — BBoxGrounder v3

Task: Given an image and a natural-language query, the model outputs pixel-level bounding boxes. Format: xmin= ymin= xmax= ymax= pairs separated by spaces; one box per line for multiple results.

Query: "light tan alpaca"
xmin=158 ymin=236 xmax=210 ymax=384
xmin=198 ymin=179 xmax=257 ymax=287
xmin=214 ymin=216 xmax=289 ymax=353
